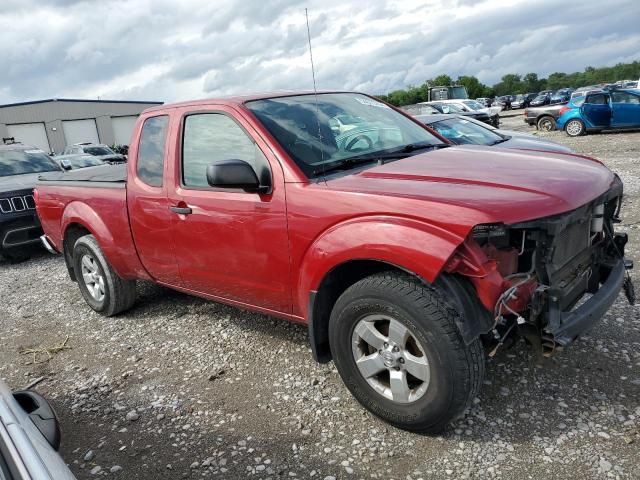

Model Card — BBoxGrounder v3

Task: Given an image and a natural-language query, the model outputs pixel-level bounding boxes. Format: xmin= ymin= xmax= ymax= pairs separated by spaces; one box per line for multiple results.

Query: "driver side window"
xmin=182 ymin=113 xmax=265 ymax=189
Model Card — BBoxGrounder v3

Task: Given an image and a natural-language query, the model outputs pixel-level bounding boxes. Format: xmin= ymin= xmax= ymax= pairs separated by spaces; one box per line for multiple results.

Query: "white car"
xmin=436 ymin=99 xmax=502 ymax=116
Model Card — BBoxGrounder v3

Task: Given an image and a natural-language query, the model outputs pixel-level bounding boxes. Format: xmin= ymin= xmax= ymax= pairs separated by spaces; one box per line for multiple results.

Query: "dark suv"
xmin=0 ymin=142 xmax=61 ymax=261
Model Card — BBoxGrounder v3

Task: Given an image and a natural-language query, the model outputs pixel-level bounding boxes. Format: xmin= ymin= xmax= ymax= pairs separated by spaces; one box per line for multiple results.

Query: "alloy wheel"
xmin=80 ymin=254 xmax=105 ymax=302
xmin=566 ymin=120 xmax=583 ymax=136
xmin=351 ymin=314 xmax=430 ymax=404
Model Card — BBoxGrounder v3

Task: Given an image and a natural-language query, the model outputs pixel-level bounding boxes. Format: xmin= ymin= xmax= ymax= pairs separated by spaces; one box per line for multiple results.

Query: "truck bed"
xmin=35 ymin=163 xmax=148 ymax=281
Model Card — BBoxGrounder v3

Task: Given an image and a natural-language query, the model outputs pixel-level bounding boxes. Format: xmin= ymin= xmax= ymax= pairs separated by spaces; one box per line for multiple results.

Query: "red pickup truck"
xmin=35 ymin=91 xmax=634 ymax=433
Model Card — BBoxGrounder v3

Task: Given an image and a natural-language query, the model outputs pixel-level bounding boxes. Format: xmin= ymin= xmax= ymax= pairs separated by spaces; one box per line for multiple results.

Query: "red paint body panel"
xmin=36 ymin=186 xmax=150 ymax=281
xmin=34 ymin=91 xmax=618 ymax=324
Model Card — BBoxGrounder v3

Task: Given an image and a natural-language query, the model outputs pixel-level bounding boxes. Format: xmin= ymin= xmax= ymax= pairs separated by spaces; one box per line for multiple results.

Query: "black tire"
xmin=537 ymin=116 xmax=556 ymax=132
xmin=564 ymin=119 xmax=585 ymax=137
xmin=328 ymin=272 xmax=484 ymax=433
xmin=72 ymin=234 xmax=136 ymax=316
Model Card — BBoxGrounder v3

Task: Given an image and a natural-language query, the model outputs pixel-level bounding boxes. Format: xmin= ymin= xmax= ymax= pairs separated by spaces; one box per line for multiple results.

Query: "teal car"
xmin=557 ymin=89 xmax=640 ymax=137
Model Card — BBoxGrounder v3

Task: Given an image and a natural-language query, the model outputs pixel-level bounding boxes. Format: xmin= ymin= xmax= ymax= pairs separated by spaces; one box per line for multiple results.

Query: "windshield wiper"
xmin=488 ymin=137 xmax=509 ymax=145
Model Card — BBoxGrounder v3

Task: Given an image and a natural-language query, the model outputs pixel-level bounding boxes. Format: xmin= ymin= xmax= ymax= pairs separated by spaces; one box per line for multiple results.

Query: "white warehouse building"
xmin=0 ymin=98 xmax=163 ymax=154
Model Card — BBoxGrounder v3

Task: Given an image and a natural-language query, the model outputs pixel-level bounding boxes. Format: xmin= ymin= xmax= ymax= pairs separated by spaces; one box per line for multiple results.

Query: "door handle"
xmin=169 ymin=205 xmax=192 ymax=215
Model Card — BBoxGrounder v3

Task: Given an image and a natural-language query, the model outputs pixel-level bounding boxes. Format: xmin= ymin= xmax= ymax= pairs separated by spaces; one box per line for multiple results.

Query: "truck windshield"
xmin=246 ymin=93 xmax=441 ymax=178
xmin=0 ymin=149 xmax=59 ymax=176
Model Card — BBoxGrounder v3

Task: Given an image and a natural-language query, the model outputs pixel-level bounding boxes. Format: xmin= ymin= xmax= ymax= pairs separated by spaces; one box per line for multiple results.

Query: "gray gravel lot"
xmin=1 ymin=114 xmax=639 ymax=479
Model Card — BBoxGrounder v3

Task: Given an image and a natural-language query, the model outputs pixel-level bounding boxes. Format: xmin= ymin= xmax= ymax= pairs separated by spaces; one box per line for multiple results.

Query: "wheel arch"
xmin=308 ymin=259 xmax=420 ymax=363
xmin=301 ymin=217 xmax=495 ymax=363
xmin=60 ymin=201 xmax=150 ymax=282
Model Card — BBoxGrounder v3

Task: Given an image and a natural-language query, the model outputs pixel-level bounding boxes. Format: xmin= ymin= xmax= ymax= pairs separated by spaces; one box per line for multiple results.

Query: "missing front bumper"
xmin=547 ymin=258 xmax=627 ymax=346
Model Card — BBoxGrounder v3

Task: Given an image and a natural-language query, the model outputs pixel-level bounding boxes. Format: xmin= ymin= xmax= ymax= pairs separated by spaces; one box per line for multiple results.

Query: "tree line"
xmin=376 ymin=61 xmax=640 ymax=106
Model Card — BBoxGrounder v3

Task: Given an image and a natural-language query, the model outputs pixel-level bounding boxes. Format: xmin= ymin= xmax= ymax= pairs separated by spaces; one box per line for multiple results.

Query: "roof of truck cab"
xmin=143 ymin=90 xmax=355 ymax=112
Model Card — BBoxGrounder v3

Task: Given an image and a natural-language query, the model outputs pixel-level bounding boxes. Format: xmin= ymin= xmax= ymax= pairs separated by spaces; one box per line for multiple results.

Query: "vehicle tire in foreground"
xmin=329 ymin=272 xmax=484 ymax=433
xmin=537 ymin=116 xmax=556 ymax=132
xmin=73 ymin=234 xmax=136 ymax=316
xmin=565 ymin=119 xmax=585 ymax=137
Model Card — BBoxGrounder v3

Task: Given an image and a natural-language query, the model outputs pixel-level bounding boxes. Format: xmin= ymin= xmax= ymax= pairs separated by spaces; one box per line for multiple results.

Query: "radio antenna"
xmin=305 ymin=8 xmax=318 ymax=94
xmin=305 ymin=8 xmax=326 ymax=181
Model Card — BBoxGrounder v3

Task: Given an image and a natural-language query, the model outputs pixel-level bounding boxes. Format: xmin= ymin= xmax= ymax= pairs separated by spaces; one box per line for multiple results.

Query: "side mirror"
xmin=206 ymin=160 xmax=271 ymax=194
xmin=60 ymin=159 xmax=72 ymax=170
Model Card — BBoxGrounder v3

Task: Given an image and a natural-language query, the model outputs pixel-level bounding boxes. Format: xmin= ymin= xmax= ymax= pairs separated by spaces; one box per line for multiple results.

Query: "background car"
xmin=418 ymin=101 xmax=493 ymax=124
xmin=549 ymin=89 xmax=572 ymax=105
xmin=0 ymin=379 xmax=76 ymax=479
xmin=557 ymin=88 xmax=640 ymax=137
xmin=61 ymin=143 xmax=125 ymax=163
xmin=428 ymin=100 xmax=501 ymax=126
xmin=523 ymin=104 xmax=567 ymax=131
xmin=55 ymin=153 xmax=106 ymax=170
xmin=416 ymin=114 xmax=572 ymax=153
xmin=529 ymin=93 xmax=551 ymax=107
xmin=0 ymin=141 xmax=61 ymax=262
xmin=511 ymin=93 xmax=537 ymax=109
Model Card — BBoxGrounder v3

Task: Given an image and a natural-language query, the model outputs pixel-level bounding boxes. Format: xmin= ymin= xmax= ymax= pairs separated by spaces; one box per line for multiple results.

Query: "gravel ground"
xmin=1 ymin=115 xmax=639 ymax=479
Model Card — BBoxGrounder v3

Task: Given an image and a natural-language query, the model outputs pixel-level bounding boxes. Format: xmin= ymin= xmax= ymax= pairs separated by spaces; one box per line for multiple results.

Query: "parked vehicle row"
xmin=33 ymin=90 xmax=634 ymax=434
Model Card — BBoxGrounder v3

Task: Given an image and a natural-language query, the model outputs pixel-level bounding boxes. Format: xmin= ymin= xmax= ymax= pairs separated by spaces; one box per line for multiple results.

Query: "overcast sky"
xmin=1 ymin=0 xmax=638 ymax=104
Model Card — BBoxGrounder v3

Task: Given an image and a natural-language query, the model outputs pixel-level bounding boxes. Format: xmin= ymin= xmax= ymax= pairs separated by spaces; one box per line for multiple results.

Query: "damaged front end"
xmin=445 ymin=175 xmax=634 ymax=357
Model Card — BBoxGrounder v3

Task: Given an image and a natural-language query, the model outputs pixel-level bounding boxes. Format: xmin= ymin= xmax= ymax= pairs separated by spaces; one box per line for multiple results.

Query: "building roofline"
xmin=0 ymin=98 xmax=164 ymax=108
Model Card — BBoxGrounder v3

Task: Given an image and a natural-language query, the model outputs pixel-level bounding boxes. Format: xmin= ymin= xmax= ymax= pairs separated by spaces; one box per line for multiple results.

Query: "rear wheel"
xmin=73 ymin=235 xmax=136 ymax=316
xmin=565 ymin=119 xmax=585 ymax=137
xmin=537 ymin=116 xmax=556 ymax=132
xmin=329 ymin=272 xmax=484 ymax=433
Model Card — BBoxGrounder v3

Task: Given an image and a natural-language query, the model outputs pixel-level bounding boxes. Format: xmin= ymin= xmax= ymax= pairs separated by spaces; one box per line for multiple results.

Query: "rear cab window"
xmin=137 ymin=115 xmax=169 ymax=187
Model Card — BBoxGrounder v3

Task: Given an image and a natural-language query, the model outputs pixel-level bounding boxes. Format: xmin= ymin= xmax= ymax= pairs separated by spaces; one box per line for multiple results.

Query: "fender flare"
xmin=297 ymin=215 xmax=466 ymax=318
xmin=61 ymin=201 xmax=148 ymax=281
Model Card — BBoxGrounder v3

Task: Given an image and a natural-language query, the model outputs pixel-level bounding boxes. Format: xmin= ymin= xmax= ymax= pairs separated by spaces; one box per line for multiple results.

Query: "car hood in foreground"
xmin=325 ymin=145 xmax=614 ymax=224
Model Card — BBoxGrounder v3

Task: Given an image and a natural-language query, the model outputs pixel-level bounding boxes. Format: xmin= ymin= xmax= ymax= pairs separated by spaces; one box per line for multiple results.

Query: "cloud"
xmin=0 ymin=0 xmax=638 ymax=104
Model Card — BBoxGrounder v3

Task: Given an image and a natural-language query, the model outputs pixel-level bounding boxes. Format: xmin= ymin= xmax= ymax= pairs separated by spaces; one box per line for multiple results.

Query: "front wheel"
xmin=537 ymin=116 xmax=556 ymax=132
xmin=73 ymin=234 xmax=136 ymax=316
xmin=329 ymin=272 xmax=484 ymax=433
xmin=565 ymin=119 xmax=585 ymax=137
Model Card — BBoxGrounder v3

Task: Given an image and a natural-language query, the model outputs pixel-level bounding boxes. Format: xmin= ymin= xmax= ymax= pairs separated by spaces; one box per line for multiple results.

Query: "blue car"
xmin=557 ymin=88 xmax=640 ymax=136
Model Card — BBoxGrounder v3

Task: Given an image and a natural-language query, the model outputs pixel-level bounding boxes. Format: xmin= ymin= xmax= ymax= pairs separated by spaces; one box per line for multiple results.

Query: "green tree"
xmin=522 ymin=73 xmax=544 ymax=93
xmin=493 ymin=74 xmax=522 ymax=96
xmin=456 ymin=75 xmax=490 ymax=98
xmin=430 ymin=74 xmax=453 ymax=86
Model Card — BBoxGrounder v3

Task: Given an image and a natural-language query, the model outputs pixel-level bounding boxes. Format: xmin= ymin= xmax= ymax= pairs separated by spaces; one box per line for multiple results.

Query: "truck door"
xmin=581 ymin=92 xmax=611 ymax=129
xmin=126 ymin=114 xmax=181 ymax=285
xmin=167 ymin=107 xmax=291 ymax=314
xmin=610 ymin=90 xmax=640 ymax=128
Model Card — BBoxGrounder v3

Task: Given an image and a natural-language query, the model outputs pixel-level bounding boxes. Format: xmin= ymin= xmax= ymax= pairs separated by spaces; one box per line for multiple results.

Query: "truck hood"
xmin=0 ymin=172 xmax=43 ymax=193
xmin=325 ymin=145 xmax=614 ymax=224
